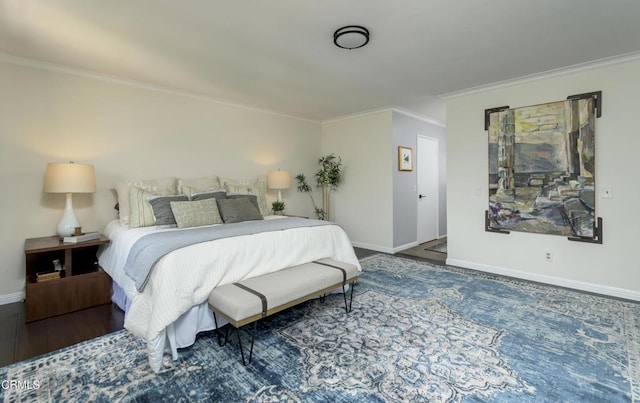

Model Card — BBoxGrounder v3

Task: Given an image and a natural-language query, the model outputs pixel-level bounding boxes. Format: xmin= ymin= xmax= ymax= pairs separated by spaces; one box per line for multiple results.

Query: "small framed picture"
xmin=398 ymin=146 xmax=413 ymax=171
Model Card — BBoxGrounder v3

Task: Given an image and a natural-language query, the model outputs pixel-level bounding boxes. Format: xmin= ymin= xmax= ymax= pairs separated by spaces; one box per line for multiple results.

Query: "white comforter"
xmin=98 ymin=217 xmax=361 ymax=372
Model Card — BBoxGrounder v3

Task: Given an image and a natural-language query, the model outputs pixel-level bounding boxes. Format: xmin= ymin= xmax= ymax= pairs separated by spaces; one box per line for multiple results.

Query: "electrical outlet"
xmin=545 ymin=251 xmax=553 ymax=262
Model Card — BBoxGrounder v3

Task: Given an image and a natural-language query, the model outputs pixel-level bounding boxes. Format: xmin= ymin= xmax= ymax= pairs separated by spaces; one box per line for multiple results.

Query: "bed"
xmin=98 ymin=215 xmax=361 ymax=372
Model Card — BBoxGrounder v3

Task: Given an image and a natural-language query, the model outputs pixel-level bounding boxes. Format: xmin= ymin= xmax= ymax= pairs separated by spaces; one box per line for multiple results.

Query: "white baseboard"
xmin=0 ymin=291 xmax=24 ymax=305
xmin=352 ymin=241 xmax=420 ymax=255
xmin=392 ymin=241 xmax=419 ymax=254
xmin=352 ymin=242 xmax=394 ymax=254
xmin=447 ymin=258 xmax=640 ymax=302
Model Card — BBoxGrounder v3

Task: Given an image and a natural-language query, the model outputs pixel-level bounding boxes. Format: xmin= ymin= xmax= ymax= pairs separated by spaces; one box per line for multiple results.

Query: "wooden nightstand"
xmin=24 ymin=235 xmax=112 ymax=322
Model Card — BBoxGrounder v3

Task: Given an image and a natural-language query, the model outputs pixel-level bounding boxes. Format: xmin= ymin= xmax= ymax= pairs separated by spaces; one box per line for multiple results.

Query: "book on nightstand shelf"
xmin=36 ymin=270 xmax=61 ymax=282
xmin=62 ymin=232 xmax=101 ymax=243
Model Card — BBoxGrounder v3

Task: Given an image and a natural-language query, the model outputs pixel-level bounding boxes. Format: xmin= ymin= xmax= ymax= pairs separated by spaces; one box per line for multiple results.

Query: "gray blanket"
xmin=124 ymin=217 xmax=331 ymax=291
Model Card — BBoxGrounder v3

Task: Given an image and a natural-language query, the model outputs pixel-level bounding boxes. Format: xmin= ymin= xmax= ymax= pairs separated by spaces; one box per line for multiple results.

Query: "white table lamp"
xmin=44 ymin=162 xmax=96 ymax=237
xmin=267 ymin=170 xmax=291 ymax=202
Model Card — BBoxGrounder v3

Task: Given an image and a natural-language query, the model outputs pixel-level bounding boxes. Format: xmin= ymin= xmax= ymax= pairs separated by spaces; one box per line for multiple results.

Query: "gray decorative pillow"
xmin=216 ymin=198 xmax=264 ymax=223
xmin=222 ymin=178 xmax=269 ymax=216
xmin=149 ymin=195 xmax=189 ymax=226
xmin=192 ymin=190 xmax=227 ymax=201
xmin=227 ymin=194 xmax=260 ymax=212
xmin=170 ymin=198 xmax=223 ymax=229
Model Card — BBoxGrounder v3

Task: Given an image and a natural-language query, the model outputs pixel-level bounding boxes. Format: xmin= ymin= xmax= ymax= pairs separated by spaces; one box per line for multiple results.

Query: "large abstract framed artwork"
xmin=486 ymin=92 xmax=602 ymax=242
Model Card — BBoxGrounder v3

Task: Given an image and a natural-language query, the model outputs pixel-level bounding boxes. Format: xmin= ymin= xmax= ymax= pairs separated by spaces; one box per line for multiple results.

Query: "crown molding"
xmin=0 ymin=52 xmax=449 ymax=126
xmin=0 ymin=52 xmax=320 ymax=124
xmin=322 ymin=106 xmax=445 ymax=127
xmin=321 ymin=106 xmax=394 ymax=124
xmin=440 ymin=51 xmax=640 ymax=100
xmin=391 ymin=107 xmax=446 ymax=128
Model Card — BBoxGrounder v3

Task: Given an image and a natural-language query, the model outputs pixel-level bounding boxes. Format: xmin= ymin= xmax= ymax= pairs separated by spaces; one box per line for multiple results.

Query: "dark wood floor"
xmin=0 ymin=302 xmax=124 ymax=367
xmin=353 ymin=246 xmax=378 ymax=260
xmin=0 ymin=247 xmax=379 ymax=368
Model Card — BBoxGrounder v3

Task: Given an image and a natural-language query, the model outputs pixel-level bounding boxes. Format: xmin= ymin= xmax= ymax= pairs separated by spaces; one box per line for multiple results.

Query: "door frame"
xmin=417 ymin=134 xmax=440 ymax=243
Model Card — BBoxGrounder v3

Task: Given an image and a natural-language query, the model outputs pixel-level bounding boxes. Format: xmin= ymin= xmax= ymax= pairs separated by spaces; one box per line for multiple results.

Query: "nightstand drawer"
xmin=25 ymin=270 xmax=111 ymax=322
xmin=24 ymin=234 xmax=112 ymax=322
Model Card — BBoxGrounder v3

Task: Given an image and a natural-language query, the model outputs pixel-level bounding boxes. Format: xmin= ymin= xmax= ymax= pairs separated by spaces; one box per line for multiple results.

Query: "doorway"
xmin=417 ymin=135 xmax=439 ymax=244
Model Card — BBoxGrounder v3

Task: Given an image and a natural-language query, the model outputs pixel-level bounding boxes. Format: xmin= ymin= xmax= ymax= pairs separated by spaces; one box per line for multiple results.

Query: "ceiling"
xmin=2 ymin=1 xmax=640 ymax=124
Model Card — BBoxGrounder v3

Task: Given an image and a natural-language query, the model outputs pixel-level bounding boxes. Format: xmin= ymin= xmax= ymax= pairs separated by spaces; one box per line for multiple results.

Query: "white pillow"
xmin=177 ymin=176 xmax=221 ymax=197
xmin=220 ymin=177 xmax=269 ymax=217
xmin=115 ymin=177 xmax=177 ymax=225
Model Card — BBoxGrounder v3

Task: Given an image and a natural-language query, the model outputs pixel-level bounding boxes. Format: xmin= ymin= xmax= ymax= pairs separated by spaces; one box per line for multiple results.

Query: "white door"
xmin=417 ymin=136 xmax=439 ymax=244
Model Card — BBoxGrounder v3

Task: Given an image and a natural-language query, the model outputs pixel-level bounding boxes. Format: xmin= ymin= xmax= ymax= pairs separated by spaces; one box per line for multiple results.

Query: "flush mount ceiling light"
xmin=333 ymin=25 xmax=369 ymax=50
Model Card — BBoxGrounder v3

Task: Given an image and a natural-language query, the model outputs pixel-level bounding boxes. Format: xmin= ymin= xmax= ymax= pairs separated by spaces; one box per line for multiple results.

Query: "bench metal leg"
xmin=236 ymin=321 xmax=258 ymax=366
xmin=236 ymin=327 xmax=246 ymax=365
xmin=349 ymin=281 xmax=356 ymax=312
xmin=215 ymin=311 xmax=258 ymax=365
xmin=213 ymin=313 xmax=221 ymax=346
xmin=342 ymin=281 xmax=356 ymax=313
xmin=213 ymin=312 xmax=231 ymax=347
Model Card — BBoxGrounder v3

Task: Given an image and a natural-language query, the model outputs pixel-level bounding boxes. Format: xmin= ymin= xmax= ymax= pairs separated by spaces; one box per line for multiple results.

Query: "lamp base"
xmin=57 ymin=193 xmax=80 ymax=237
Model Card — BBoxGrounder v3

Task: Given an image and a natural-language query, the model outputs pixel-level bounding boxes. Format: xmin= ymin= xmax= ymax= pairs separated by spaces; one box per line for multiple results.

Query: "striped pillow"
xmin=116 ymin=177 xmax=177 ymax=225
xmin=128 ymin=186 xmax=162 ymax=228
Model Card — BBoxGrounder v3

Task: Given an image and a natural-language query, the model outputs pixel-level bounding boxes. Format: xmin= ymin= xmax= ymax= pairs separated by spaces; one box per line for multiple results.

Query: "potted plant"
xmin=271 ymin=200 xmax=285 ymax=215
xmin=296 ymin=154 xmax=343 ymax=220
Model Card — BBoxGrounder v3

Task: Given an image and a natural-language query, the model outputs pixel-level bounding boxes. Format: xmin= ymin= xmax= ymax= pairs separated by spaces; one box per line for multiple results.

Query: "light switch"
xmin=603 ymin=188 xmax=613 ymax=199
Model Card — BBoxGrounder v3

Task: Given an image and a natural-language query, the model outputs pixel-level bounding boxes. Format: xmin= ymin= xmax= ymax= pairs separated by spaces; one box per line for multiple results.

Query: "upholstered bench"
xmin=208 ymin=258 xmax=359 ymax=365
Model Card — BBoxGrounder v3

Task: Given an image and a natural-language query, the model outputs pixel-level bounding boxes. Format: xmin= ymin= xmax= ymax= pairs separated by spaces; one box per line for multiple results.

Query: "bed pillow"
xmin=191 ymin=190 xmax=227 ymax=201
xmin=227 ymin=194 xmax=260 ymax=212
xmin=148 ymin=195 xmax=189 ymax=226
xmin=177 ymin=176 xmax=221 ymax=197
xmin=170 ymin=198 xmax=223 ymax=229
xmin=129 ymin=186 xmax=179 ymax=228
xmin=221 ymin=178 xmax=269 ymax=216
xmin=115 ymin=177 xmax=177 ymax=225
xmin=216 ymin=198 xmax=264 ymax=224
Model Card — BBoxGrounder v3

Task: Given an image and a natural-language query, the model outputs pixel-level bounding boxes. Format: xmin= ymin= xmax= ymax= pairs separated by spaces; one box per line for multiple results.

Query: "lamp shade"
xmin=267 ymin=170 xmax=291 ymax=190
xmin=44 ymin=163 xmax=96 ymax=193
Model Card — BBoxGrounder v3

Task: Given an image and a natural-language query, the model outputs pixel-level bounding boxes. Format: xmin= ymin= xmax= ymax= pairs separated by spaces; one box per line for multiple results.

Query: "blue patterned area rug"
xmin=2 ymin=254 xmax=639 ymax=402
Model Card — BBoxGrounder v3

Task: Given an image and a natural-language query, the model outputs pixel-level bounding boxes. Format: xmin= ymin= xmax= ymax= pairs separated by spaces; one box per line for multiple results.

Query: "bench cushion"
xmin=208 ymin=258 xmax=358 ymax=326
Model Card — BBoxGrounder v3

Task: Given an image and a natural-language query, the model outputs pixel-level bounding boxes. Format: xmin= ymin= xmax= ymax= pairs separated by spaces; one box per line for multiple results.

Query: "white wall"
xmin=321 ymin=111 xmax=394 ymax=252
xmin=446 ymin=58 xmax=640 ymax=299
xmin=0 ymin=60 xmax=322 ymax=300
xmin=321 ymin=109 xmax=447 ymax=253
xmin=392 ymin=111 xmax=447 ymax=248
